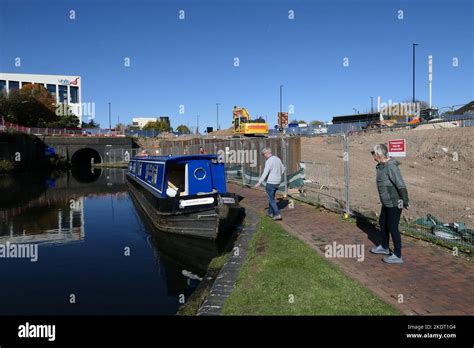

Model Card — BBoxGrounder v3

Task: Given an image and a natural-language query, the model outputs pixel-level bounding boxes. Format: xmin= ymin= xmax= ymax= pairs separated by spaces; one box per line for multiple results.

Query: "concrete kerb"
xmin=197 ymin=209 xmax=259 ymax=316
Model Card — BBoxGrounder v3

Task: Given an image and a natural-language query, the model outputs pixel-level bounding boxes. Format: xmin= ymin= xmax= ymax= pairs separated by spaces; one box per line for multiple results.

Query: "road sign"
xmin=278 ymin=112 xmax=289 ymax=129
xmin=388 ymin=139 xmax=406 ymax=157
xmin=44 ymin=147 xmax=55 ymax=157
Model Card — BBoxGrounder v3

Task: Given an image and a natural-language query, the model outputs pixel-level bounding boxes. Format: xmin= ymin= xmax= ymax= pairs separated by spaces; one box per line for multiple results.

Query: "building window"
xmin=46 ymin=84 xmax=57 ymax=99
xmin=9 ymin=81 xmax=19 ymax=91
xmin=58 ymin=85 xmax=68 ymax=103
xmin=0 ymin=80 xmax=5 ymax=92
xmin=70 ymin=86 xmax=79 ymax=103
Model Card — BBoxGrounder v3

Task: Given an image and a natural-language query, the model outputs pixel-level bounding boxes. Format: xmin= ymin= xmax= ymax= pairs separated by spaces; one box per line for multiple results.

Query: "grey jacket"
xmin=258 ymin=155 xmax=285 ymax=185
xmin=376 ymin=159 xmax=409 ymax=208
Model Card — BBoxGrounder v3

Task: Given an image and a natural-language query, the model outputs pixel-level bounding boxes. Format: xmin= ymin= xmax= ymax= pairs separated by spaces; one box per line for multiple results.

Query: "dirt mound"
xmin=301 ymin=127 xmax=474 ymax=226
xmin=208 ymin=127 xmax=234 ymax=136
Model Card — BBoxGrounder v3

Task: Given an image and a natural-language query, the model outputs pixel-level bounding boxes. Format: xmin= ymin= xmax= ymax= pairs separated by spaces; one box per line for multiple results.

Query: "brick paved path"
xmin=229 ymin=183 xmax=474 ymax=315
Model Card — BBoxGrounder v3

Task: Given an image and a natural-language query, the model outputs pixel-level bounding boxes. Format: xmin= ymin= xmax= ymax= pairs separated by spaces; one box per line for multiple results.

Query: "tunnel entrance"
xmin=70 ymin=148 xmax=102 ymax=183
xmin=71 ymin=148 xmax=102 ymax=166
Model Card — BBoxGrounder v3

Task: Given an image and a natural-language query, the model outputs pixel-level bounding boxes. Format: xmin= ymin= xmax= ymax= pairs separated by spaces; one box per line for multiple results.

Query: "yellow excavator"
xmin=232 ymin=106 xmax=269 ymax=136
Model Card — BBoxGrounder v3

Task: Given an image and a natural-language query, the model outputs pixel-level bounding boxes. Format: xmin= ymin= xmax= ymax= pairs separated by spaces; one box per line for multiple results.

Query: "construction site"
xmin=301 ymin=125 xmax=473 ymax=246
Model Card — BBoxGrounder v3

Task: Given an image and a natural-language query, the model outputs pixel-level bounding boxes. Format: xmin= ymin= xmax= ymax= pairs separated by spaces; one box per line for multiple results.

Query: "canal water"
xmin=0 ymin=168 xmax=227 ymax=315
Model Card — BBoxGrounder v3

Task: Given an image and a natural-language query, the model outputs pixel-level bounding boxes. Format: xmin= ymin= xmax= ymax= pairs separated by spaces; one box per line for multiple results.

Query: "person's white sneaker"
xmin=383 ymin=254 xmax=404 ymax=264
xmin=370 ymin=245 xmax=390 ymax=255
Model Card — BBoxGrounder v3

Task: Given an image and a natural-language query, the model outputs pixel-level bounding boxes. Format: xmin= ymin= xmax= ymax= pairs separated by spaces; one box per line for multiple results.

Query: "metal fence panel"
xmin=299 ymin=135 xmax=346 ymax=212
xmin=346 ymin=124 xmax=473 ymax=250
xmin=137 ymin=137 xmax=301 ymax=192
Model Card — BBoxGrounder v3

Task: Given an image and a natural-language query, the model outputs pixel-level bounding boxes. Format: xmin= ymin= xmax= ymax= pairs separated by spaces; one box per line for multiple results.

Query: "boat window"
xmin=194 ymin=167 xmax=206 ymax=180
xmin=146 ymin=164 xmax=153 ymax=182
xmin=166 ymin=163 xmax=186 ymax=197
xmin=138 ymin=163 xmax=143 ymax=176
xmin=152 ymin=165 xmax=158 ymax=184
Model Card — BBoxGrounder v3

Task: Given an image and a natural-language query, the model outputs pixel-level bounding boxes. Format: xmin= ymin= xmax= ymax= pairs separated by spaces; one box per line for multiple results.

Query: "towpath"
xmin=228 ymin=183 xmax=474 ymax=315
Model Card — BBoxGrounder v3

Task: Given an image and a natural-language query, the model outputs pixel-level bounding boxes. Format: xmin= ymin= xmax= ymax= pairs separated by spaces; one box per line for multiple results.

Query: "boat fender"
xmin=217 ymin=195 xmax=230 ymax=219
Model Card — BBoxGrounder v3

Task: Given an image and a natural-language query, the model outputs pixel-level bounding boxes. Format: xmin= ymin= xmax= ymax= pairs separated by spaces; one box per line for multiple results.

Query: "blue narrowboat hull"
xmin=125 ymin=159 xmax=242 ymax=240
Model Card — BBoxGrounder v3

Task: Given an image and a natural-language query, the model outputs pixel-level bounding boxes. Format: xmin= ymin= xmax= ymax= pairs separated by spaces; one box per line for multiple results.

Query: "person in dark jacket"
xmin=370 ymin=144 xmax=409 ymax=264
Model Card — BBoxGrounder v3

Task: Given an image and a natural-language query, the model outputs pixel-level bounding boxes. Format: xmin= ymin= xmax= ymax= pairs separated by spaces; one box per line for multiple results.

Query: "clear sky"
xmin=1 ymin=0 xmax=472 ymax=129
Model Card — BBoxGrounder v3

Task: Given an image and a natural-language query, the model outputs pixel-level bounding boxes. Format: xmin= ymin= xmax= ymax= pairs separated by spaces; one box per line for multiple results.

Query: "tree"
xmin=49 ymin=113 xmax=80 ymax=128
xmin=176 ymin=124 xmax=191 ymax=134
xmin=143 ymin=120 xmax=170 ymax=132
xmin=0 ymin=91 xmax=12 ymax=119
xmin=7 ymin=84 xmax=57 ymax=126
xmin=127 ymin=124 xmax=140 ymax=131
xmin=310 ymin=120 xmax=325 ymax=127
xmin=115 ymin=123 xmax=126 ymax=132
xmin=0 ymin=84 xmax=82 ymax=128
xmin=81 ymin=119 xmax=100 ymax=128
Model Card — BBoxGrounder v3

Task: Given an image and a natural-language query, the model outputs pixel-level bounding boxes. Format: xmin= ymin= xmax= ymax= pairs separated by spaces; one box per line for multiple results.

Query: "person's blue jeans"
xmin=265 ymin=183 xmax=280 ymax=216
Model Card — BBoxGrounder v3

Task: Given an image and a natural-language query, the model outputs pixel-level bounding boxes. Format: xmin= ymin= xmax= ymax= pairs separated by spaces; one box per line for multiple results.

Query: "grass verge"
xmin=0 ymin=160 xmax=15 ymax=173
xmin=222 ymin=217 xmax=401 ymax=315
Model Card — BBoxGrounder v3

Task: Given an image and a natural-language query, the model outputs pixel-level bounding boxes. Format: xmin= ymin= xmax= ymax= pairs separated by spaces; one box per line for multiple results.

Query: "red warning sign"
xmin=388 ymin=139 xmax=406 ymax=157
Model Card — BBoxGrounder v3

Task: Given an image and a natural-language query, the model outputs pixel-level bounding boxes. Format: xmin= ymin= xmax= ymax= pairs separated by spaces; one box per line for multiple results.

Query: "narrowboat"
xmin=126 ymin=154 xmax=243 ymax=240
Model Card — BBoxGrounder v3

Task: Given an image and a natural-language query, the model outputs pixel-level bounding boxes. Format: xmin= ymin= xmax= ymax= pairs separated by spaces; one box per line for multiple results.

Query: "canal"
xmin=0 ymin=168 xmax=229 ymax=315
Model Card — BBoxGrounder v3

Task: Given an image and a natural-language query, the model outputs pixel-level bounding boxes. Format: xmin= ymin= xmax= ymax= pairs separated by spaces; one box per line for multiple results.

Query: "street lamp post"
xmin=216 ymin=103 xmax=220 ymax=131
xmin=412 ymin=43 xmax=419 ymax=103
xmin=279 ymin=85 xmax=284 ymax=131
xmin=108 ymin=102 xmax=112 ymax=130
xmin=196 ymin=115 xmax=199 ymax=135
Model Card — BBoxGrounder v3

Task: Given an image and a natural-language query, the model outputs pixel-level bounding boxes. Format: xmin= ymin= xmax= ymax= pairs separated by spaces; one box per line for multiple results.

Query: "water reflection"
xmin=0 ymin=196 xmax=85 ymax=245
xmin=0 ymin=168 xmax=235 ymax=315
xmin=71 ymin=166 xmax=102 ymax=183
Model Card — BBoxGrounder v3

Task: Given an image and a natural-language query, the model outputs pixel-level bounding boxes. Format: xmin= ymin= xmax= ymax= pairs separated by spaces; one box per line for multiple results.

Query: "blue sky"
xmin=1 ymin=0 xmax=472 ymax=128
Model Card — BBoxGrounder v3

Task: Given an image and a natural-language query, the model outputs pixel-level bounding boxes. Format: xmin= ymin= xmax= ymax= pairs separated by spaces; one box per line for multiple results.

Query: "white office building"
xmin=0 ymin=72 xmax=82 ymax=124
xmin=132 ymin=116 xmax=170 ymax=129
xmin=132 ymin=117 xmax=158 ymax=129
